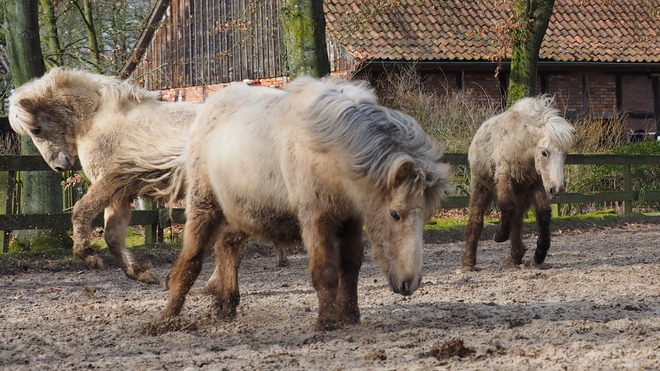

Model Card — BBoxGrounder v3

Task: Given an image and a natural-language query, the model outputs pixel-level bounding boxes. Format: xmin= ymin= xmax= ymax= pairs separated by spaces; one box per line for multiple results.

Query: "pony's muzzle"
xmin=547 ymin=185 xmax=565 ymax=199
xmin=50 ymin=152 xmax=74 ymax=172
xmin=389 ymin=274 xmax=421 ymax=296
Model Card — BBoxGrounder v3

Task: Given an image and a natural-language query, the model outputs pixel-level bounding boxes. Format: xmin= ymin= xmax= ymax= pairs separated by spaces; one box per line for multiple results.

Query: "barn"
xmin=121 ymin=0 xmax=660 ymax=135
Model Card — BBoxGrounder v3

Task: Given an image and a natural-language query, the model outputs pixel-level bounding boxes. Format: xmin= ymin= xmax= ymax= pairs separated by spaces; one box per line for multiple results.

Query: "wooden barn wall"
xmin=133 ymin=0 xmax=286 ymax=90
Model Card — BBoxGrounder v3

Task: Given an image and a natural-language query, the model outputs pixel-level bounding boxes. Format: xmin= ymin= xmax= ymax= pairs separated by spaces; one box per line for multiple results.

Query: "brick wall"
xmin=586 ymin=74 xmax=617 ymax=114
xmin=159 ymin=76 xmax=288 ymax=103
xmin=462 ymin=72 xmax=504 ymax=108
xmin=621 ymin=75 xmax=653 ymax=112
xmin=155 ymin=69 xmax=657 ymax=133
xmin=545 ymin=74 xmax=585 ymax=114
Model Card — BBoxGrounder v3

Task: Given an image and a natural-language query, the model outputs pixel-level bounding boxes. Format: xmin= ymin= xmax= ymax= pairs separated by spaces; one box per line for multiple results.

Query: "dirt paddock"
xmin=1 ymin=219 xmax=659 ymax=370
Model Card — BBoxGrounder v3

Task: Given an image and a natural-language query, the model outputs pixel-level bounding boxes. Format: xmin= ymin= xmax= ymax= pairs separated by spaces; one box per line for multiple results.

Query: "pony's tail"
xmin=105 ymin=141 xmax=188 ymax=212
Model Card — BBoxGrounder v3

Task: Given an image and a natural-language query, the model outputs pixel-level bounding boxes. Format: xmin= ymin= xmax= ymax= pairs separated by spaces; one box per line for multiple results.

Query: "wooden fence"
xmin=1 ymin=154 xmax=659 ymax=252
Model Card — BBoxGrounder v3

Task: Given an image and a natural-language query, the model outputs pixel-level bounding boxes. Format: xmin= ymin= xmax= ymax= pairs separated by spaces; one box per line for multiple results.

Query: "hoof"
xmin=276 ymin=259 xmax=290 ymax=269
xmin=460 ymin=265 xmax=478 ymax=273
xmin=498 ymin=257 xmax=522 ymax=270
xmin=493 ymin=232 xmax=509 ymax=243
xmin=314 ymin=313 xmax=358 ymax=331
xmin=201 ymin=279 xmax=218 ymax=296
xmin=531 ymin=260 xmax=551 ymax=270
xmin=213 ymin=304 xmax=238 ymax=321
xmin=314 ymin=318 xmax=342 ymax=332
xmin=83 ymin=255 xmax=105 ymax=270
xmin=135 ymin=270 xmax=160 ymax=285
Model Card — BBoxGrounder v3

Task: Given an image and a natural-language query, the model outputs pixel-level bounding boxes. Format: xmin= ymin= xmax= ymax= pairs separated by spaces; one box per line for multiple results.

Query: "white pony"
xmin=8 ymin=68 xmax=198 ymax=283
xmin=463 ymin=95 xmax=575 ymax=271
xmin=159 ymin=76 xmax=451 ymax=331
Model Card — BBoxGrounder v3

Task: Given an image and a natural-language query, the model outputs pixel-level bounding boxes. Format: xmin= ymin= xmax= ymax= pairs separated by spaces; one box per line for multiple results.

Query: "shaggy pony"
xmin=160 ymin=76 xmax=451 ymax=331
xmin=8 ymin=68 xmax=197 ymax=283
xmin=463 ymin=95 xmax=574 ymax=271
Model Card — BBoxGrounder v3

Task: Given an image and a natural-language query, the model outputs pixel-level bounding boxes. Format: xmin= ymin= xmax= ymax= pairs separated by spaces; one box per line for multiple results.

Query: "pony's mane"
xmin=9 ymin=68 xmax=159 ymax=134
xmin=293 ymin=77 xmax=449 ymax=199
xmin=509 ymin=95 xmax=575 ymax=151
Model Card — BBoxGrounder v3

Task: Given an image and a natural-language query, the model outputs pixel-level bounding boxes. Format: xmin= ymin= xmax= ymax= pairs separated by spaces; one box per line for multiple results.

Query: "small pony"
xmin=8 ymin=68 xmax=197 ymax=283
xmin=462 ymin=95 xmax=574 ymax=271
xmin=8 ymin=68 xmax=292 ymax=281
xmin=160 ymin=76 xmax=451 ymax=331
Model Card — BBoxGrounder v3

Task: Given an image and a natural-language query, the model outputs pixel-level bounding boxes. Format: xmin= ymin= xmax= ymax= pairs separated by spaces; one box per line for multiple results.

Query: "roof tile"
xmin=326 ymin=0 xmax=660 ymax=63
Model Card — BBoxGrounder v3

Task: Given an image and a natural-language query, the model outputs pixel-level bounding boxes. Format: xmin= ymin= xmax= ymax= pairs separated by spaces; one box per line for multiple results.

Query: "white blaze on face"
xmin=373 ymin=193 xmax=427 ymax=297
xmin=536 ymin=142 xmax=567 ymax=198
xmin=389 ymin=207 xmax=424 ymax=295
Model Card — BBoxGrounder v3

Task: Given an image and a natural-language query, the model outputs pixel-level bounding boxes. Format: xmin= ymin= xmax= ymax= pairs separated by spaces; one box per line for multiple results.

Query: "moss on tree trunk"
xmin=280 ymin=0 xmax=330 ymax=79
xmin=5 ymin=0 xmax=71 ymax=251
xmin=506 ymin=0 xmax=555 ymax=107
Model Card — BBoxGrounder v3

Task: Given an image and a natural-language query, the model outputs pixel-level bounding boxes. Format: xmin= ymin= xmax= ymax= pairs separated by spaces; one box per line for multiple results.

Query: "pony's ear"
xmin=388 ymin=158 xmax=415 ymax=188
xmin=427 ymin=162 xmax=452 ymax=192
xmin=16 ymin=98 xmax=36 ymax=113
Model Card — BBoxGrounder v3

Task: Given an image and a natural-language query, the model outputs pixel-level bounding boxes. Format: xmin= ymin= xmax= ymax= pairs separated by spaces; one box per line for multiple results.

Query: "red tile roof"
xmin=324 ymin=0 xmax=660 ymax=63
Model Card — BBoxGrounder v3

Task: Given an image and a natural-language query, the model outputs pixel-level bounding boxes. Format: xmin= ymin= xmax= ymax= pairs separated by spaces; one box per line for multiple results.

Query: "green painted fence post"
xmin=551 ymin=203 xmax=559 ymax=218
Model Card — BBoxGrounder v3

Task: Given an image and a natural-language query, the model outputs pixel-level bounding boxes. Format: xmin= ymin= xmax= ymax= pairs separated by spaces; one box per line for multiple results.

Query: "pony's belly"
xmin=223 ymin=201 xmax=301 ymax=243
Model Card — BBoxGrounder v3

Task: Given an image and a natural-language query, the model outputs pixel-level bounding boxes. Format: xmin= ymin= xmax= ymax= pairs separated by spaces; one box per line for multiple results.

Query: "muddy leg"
xmin=336 ymin=218 xmax=363 ymax=326
xmin=202 ymin=265 xmax=221 ymax=295
xmin=72 ymin=180 xmax=113 ymax=270
xmin=208 ymin=225 xmax=247 ymax=319
xmin=509 ymin=187 xmax=532 ymax=265
xmin=494 ymin=176 xmax=517 ymax=243
xmin=462 ymin=180 xmax=494 ymax=271
xmin=163 ymin=191 xmax=223 ymax=318
xmin=301 ymin=211 xmax=341 ymax=331
xmin=532 ymin=183 xmax=552 ymax=266
xmin=104 ymin=202 xmax=158 ymax=284
xmin=274 ymin=243 xmax=289 ymax=268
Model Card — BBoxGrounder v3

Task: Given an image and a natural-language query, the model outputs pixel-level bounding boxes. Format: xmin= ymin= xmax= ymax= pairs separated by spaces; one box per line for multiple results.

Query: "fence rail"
xmin=1 ymin=154 xmax=659 ymax=251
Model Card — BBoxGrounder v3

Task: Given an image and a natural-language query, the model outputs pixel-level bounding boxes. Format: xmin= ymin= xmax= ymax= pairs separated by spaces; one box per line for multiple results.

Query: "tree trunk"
xmin=71 ymin=0 xmax=102 ymax=72
xmin=5 ymin=0 xmax=45 ymax=81
xmin=506 ymin=0 xmax=555 ymax=107
xmin=280 ymin=0 xmax=330 ymax=79
xmin=39 ymin=0 xmax=64 ymax=67
xmin=83 ymin=0 xmax=102 ymax=73
xmin=4 ymin=0 xmax=71 ymax=251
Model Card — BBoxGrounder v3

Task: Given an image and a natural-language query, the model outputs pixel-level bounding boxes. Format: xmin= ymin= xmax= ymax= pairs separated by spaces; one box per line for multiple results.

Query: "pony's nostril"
xmin=54 ymin=166 xmax=65 ymax=172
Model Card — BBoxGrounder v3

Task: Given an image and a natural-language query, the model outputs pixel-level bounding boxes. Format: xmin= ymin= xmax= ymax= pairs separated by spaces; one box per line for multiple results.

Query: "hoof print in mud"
xmin=141 ymin=317 xmax=198 ymax=336
xmin=429 ymin=339 xmax=475 ymax=360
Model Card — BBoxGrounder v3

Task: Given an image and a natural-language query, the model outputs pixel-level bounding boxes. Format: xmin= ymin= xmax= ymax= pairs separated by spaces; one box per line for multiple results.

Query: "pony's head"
xmin=364 ymin=154 xmax=450 ymax=296
xmin=302 ymin=79 xmax=451 ymax=296
xmin=512 ymin=95 xmax=575 ymax=198
xmin=8 ymin=67 xmax=158 ymax=172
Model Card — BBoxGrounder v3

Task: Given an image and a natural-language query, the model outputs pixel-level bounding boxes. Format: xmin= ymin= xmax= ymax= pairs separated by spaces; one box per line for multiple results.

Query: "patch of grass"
xmin=2 ymin=212 xmax=659 ymax=275
xmin=91 ymin=226 xmax=147 ymax=251
xmin=423 ymin=210 xmax=660 ymax=244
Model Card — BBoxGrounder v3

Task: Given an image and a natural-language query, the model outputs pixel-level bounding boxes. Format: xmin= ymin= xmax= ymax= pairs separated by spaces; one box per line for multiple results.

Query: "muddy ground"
xmin=1 ymin=217 xmax=659 ymax=370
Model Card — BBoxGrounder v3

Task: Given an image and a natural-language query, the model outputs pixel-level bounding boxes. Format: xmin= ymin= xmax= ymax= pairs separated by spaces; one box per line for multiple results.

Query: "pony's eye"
xmin=390 ymin=209 xmax=401 ymax=221
xmin=541 ymin=150 xmax=548 ymax=157
xmin=31 ymin=126 xmax=42 ymax=136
